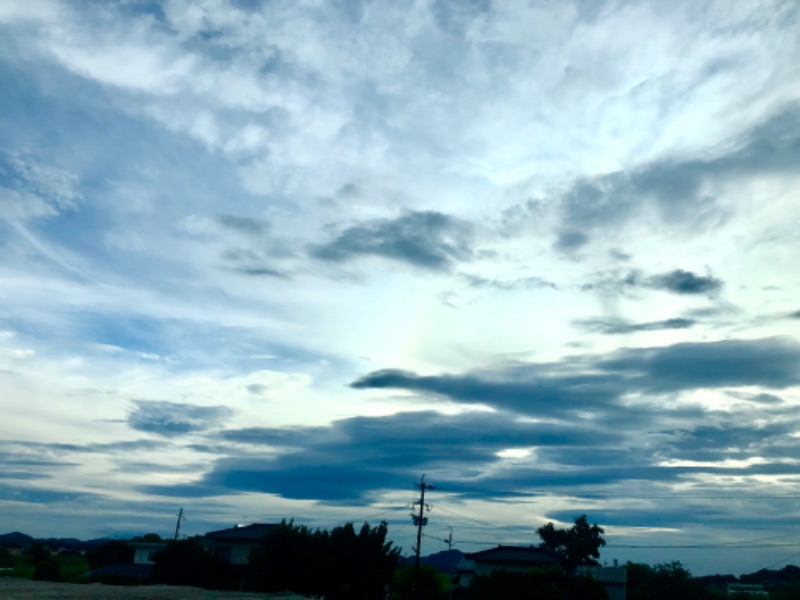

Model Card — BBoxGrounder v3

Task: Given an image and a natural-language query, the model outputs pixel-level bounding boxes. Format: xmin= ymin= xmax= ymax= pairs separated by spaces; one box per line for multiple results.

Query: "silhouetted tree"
xmin=151 ymin=539 xmax=236 ymax=590
xmin=467 ymin=566 xmax=607 ymax=600
xmin=29 ymin=542 xmax=61 ymax=582
xmin=627 ymin=561 xmax=713 ymax=600
xmin=248 ymin=519 xmax=400 ymax=599
xmin=537 ymin=514 xmax=605 ymax=568
xmin=248 ymin=520 xmax=329 ymax=596
xmin=131 ymin=533 xmax=162 ymax=542
xmin=86 ymin=540 xmax=134 ymax=570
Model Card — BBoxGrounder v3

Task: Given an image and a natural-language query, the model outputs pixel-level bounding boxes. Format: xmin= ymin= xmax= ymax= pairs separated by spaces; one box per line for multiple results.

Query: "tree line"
xmin=9 ymin=514 xmax=800 ymax=599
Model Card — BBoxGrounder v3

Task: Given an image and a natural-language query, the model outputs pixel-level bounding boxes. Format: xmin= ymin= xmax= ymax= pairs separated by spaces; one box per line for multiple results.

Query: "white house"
xmin=131 ymin=541 xmax=167 ymax=565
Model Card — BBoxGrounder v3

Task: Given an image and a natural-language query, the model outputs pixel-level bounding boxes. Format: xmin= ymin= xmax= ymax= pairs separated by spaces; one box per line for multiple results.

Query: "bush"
xmin=392 ymin=564 xmax=445 ymax=600
xmin=151 ymin=539 xmax=236 ymax=590
xmin=86 ymin=540 xmax=134 ymax=570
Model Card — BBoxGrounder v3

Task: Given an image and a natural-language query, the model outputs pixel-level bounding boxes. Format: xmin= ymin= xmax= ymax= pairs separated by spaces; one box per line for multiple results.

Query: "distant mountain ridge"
xmin=0 ymin=531 xmax=33 ymax=543
xmin=399 ymin=549 xmax=464 ymax=573
xmin=0 ymin=531 xmax=112 ymax=548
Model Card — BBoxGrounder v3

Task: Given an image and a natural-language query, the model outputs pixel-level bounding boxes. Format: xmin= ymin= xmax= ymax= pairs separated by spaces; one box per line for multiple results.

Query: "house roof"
xmin=465 ymin=545 xmax=561 ymax=565
xmin=204 ymin=523 xmax=277 ymax=541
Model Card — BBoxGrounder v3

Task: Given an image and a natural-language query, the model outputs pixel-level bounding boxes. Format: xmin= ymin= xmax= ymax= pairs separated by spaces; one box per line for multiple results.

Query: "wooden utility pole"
xmin=173 ymin=507 xmax=184 ymax=540
xmin=412 ymin=475 xmax=434 ymax=599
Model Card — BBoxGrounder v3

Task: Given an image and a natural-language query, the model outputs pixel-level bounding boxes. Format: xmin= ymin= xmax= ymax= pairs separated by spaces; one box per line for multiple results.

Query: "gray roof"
xmin=204 ymin=523 xmax=277 ymax=541
xmin=465 ymin=545 xmax=561 ymax=565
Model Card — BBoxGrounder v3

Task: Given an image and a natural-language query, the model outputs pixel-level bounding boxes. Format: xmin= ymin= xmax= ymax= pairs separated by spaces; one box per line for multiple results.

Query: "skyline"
xmin=1 ymin=0 xmax=799 ymax=576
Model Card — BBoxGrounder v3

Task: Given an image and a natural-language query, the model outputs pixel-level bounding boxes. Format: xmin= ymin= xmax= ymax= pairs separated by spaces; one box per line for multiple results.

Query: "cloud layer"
xmin=0 ymin=0 xmax=798 ymax=576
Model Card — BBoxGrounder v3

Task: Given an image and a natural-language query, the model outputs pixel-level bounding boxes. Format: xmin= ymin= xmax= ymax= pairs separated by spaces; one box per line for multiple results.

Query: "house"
xmin=726 ymin=583 xmax=769 ymax=597
xmin=575 ymin=565 xmax=627 ymax=600
xmin=131 ymin=541 xmax=167 ymax=565
xmin=458 ymin=545 xmax=626 ymax=600
xmin=202 ymin=523 xmax=276 ymax=566
xmin=458 ymin=545 xmax=561 ymax=587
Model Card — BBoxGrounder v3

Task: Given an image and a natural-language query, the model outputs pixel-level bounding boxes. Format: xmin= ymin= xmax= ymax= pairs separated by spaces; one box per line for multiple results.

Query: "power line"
xmin=763 ymin=549 xmax=800 ymax=571
xmin=435 ymin=505 xmax=513 ymax=531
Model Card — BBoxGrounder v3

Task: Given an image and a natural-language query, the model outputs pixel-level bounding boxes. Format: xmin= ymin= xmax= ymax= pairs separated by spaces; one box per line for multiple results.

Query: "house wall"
xmin=132 ymin=544 xmax=166 ymax=565
xmin=204 ymin=540 xmax=258 ymax=566
xmin=575 ymin=566 xmax=627 ymax=600
xmin=474 ymin=560 xmax=541 ymax=577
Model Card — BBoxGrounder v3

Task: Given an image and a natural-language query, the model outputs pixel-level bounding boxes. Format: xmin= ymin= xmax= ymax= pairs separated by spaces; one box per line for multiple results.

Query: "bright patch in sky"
xmin=1 ymin=0 xmax=799 ymax=576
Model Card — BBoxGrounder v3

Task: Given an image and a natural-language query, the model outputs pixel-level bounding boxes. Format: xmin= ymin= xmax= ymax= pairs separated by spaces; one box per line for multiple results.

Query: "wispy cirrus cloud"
xmin=575 ymin=317 xmax=696 ymax=335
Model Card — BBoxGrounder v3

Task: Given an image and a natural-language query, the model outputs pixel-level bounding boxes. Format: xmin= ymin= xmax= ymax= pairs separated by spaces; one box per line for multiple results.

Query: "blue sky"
xmin=1 ymin=0 xmax=799 ymax=575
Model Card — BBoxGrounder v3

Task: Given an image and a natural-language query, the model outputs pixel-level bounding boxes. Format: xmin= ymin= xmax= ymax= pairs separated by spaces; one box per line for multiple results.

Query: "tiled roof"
xmin=204 ymin=523 xmax=277 ymax=541
xmin=465 ymin=545 xmax=561 ymax=565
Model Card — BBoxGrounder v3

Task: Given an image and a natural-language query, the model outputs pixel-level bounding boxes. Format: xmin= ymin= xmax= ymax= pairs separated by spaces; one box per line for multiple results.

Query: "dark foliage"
xmin=537 ymin=514 xmax=606 ymax=568
xmin=466 ymin=566 xmax=607 ymax=600
xmin=151 ymin=539 xmax=236 ymax=590
xmin=130 ymin=533 xmax=163 ymax=542
xmin=627 ymin=561 xmax=717 ymax=600
xmin=391 ymin=564 xmax=445 ymax=600
xmin=248 ymin=519 xmax=400 ymax=599
xmin=741 ymin=565 xmax=800 ymax=584
xmin=86 ymin=539 xmax=134 ymax=570
xmin=29 ymin=543 xmax=61 ymax=582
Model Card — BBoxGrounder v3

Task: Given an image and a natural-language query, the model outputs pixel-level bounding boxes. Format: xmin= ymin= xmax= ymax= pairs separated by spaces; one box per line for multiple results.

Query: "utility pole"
xmin=173 ymin=507 xmax=185 ymax=540
xmin=412 ymin=475 xmax=434 ymax=600
xmin=444 ymin=527 xmax=453 ymax=551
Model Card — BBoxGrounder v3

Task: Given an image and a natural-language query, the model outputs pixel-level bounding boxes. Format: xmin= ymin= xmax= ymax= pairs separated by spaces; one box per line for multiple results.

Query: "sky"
xmin=0 ymin=0 xmax=799 ymax=576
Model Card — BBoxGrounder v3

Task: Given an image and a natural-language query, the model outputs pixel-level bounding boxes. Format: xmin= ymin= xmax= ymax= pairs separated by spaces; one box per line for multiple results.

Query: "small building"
xmin=727 ymin=583 xmax=769 ymax=597
xmin=575 ymin=565 xmax=627 ymax=600
xmin=458 ymin=546 xmax=626 ymax=600
xmin=131 ymin=541 xmax=167 ymax=565
xmin=459 ymin=545 xmax=561 ymax=587
xmin=202 ymin=523 xmax=276 ymax=566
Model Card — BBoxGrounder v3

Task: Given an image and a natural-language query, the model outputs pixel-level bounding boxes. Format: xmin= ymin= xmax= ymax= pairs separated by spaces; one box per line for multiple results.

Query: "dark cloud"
xmin=182 ymin=408 xmax=797 ymax=502
xmin=554 ymin=229 xmax=589 ymax=253
xmin=351 ymin=368 xmax=624 ymax=419
xmin=646 ymin=270 xmax=723 ymax=295
xmin=609 ymin=248 xmax=631 ymax=261
xmin=214 ymin=214 xmax=269 ymax=236
xmin=128 ymin=400 xmax=234 ymax=436
xmin=789 ymin=310 xmax=800 ymax=319
xmin=226 ymin=265 xmax=288 ymax=278
xmin=575 ymin=317 xmax=695 ymax=334
xmin=146 ymin=411 xmax=623 ymax=502
xmin=659 ymin=422 xmax=797 ymax=460
xmin=726 ymin=391 xmax=784 ymax=405
xmin=583 ymin=269 xmax=723 ymax=296
xmin=546 ymin=106 xmax=800 ymax=245
xmin=220 ymin=248 xmax=289 ymax=278
xmin=601 ymin=337 xmax=800 ymax=393
xmin=310 ymin=211 xmax=475 ymax=271
xmin=352 ymin=337 xmax=800 ymax=417
xmin=0 ymin=483 xmax=95 ymax=504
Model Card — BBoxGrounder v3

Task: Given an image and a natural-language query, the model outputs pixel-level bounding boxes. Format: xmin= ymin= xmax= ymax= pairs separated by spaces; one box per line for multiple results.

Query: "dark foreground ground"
xmin=0 ymin=578 xmax=306 ymax=599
